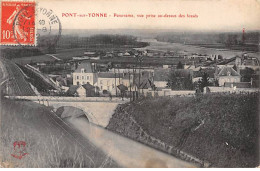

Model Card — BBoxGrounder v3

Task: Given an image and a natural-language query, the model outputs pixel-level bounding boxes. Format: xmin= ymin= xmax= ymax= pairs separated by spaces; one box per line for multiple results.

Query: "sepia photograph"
xmin=0 ymin=0 xmax=259 ymax=168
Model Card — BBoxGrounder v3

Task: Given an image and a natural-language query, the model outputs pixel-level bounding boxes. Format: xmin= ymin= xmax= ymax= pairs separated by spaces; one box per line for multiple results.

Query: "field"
xmin=13 ymin=48 xmax=86 ymax=64
xmin=0 ymin=97 xmax=118 ymax=167
xmin=107 ymin=93 xmax=259 ymax=167
xmin=138 ymin=40 xmax=260 ymax=59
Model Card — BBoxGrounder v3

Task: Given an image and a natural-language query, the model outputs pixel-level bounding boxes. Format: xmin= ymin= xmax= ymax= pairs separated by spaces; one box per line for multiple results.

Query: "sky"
xmin=38 ymin=0 xmax=260 ymax=31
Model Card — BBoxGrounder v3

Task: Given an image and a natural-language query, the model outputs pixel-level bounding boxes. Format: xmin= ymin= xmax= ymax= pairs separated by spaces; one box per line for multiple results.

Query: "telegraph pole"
xmin=138 ymin=55 xmax=143 ymax=96
xmin=132 ymin=65 xmax=136 ymax=101
xmin=128 ymin=69 xmax=132 ymax=101
xmin=114 ymin=68 xmax=117 ymax=96
xmin=118 ymin=67 xmax=121 ymax=84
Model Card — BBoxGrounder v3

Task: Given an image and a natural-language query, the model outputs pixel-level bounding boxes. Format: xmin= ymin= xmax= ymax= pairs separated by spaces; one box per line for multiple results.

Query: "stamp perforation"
xmin=0 ymin=0 xmax=36 ymax=46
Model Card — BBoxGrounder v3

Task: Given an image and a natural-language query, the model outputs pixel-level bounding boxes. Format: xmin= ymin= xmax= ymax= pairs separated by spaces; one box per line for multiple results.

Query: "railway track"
xmin=3 ymin=60 xmax=35 ymax=96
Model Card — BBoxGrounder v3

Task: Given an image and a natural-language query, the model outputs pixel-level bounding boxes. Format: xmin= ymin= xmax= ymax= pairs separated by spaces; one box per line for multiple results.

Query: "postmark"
xmin=36 ymin=7 xmax=62 ymax=51
xmin=1 ymin=1 xmax=36 ymax=46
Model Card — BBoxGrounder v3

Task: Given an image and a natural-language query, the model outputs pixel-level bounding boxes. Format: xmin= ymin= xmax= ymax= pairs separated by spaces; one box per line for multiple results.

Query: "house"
xmin=220 ymin=56 xmax=260 ymax=71
xmin=82 ymin=83 xmax=96 ymax=97
xmin=153 ymin=68 xmax=170 ymax=88
xmin=184 ymin=65 xmax=200 ymax=71
xmin=192 ymin=68 xmax=216 ymax=84
xmin=123 ymin=52 xmax=131 ymax=57
xmin=121 ymin=73 xmax=134 ymax=88
xmin=84 ymin=51 xmax=96 ymax=56
xmin=67 ymin=85 xmax=86 ymax=97
xmin=96 ymin=72 xmax=123 ymax=95
xmin=55 ymin=75 xmax=68 ymax=87
xmin=139 ymin=78 xmax=156 ymax=96
xmin=216 ymin=66 xmax=241 ymax=86
xmin=73 ymin=62 xmax=97 ymax=86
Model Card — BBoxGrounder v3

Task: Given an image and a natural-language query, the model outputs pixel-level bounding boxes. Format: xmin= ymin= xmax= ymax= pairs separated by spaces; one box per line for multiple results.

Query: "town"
xmin=18 ymin=45 xmax=259 ymax=100
xmin=1 ymin=31 xmax=259 ymax=168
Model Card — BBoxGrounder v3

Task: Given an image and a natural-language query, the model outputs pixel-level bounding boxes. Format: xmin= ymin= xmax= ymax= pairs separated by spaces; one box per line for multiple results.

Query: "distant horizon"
xmin=58 ymin=29 xmax=260 ymax=38
xmin=61 ymin=28 xmax=260 ymax=32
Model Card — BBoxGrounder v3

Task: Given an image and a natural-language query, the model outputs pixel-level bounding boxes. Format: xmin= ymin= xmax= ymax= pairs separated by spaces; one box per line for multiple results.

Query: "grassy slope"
xmin=0 ymin=97 xmax=118 ymax=168
xmin=107 ymin=93 xmax=259 ymax=167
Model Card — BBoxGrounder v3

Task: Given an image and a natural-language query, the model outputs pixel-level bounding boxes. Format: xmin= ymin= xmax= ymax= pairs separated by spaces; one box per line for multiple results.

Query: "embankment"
xmin=107 ymin=93 xmax=259 ymax=167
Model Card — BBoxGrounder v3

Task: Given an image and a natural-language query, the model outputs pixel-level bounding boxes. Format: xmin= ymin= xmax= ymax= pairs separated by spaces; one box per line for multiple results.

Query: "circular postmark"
xmin=36 ymin=7 xmax=62 ymax=50
xmin=13 ymin=5 xmax=62 ymax=49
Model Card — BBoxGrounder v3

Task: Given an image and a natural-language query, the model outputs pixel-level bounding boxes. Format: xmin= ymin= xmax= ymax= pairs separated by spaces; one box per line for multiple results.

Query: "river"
xmin=67 ymin=117 xmax=197 ymax=168
xmin=136 ymin=39 xmax=260 ymax=59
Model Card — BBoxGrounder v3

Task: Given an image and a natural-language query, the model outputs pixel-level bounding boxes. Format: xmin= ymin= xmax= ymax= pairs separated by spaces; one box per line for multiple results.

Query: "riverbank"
xmin=107 ymin=93 xmax=259 ymax=167
xmin=0 ymin=97 xmax=118 ymax=167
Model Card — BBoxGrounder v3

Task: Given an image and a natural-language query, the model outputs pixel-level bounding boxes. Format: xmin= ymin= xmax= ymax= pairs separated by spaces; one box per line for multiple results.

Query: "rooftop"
xmin=67 ymin=85 xmax=80 ymax=94
xmin=153 ymin=68 xmax=171 ymax=82
xmin=218 ymin=66 xmax=240 ymax=77
xmin=97 ymin=72 xmax=124 ymax=78
xmin=74 ymin=62 xmax=94 ymax=73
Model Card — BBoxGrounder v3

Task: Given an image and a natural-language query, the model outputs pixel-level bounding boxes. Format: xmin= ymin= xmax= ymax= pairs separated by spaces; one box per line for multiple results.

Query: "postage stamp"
xmin=1 ymin=1 xmax=36 ymax=46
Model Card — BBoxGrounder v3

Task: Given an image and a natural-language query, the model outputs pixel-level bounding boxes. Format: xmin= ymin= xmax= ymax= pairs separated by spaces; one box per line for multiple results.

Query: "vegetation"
xmin=0 ymin=97 xmax=117 ymax=167
xmin=241 ymin=67 xmax=255 ymax=82
xmin=167 ymin=70 xmax=193 ymax=90
xmin=57 ymin=34 xmax=149 ymax=49
xmin=17 ymin=64 xmax=54 ymax=95
xmin=197 ymin=72 xmax=211 ymax=92
xmin=1 ymin=34 xmax=149 ymax=60
xmin=1 ymin=48 xmax=43 ymax=60
xmin=107 ymin=93 xmax=259 ymax=167
xmin=155 ymin=32 xmax=259 ymax=52
xmin=176 ymin=61 xmax=184 ymax=69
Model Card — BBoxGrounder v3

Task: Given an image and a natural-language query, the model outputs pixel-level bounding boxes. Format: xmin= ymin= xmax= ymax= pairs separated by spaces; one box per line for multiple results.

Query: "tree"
xmin=167 ymin=70 xmax=193 ymax=90
xmin=177 ymin=61 xmax=184 ymax=69
xmin=199 ymin=72 xmax=210 ymax=92
xmin=241 ymin=67 xmax=254 ymax=82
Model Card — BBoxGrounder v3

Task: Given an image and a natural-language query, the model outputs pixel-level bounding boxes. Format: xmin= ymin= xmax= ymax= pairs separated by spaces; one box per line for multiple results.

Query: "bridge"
xmin=5 ymin=96 xmax=129 ymax=127
xmin=1 ymin=59 xmax=206 ymax=167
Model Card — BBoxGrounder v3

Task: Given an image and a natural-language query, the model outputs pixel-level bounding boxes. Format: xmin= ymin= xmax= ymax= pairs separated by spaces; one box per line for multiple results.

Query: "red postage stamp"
xmin=1 ymin=1 xmax=36 ymax=46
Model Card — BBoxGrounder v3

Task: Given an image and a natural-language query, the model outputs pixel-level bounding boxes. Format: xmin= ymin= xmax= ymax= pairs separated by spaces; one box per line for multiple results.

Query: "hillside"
xmin=0 ymin=97 xmax=118 ymax=167
xmin=107 ymin=93 xmax=259 ymax=167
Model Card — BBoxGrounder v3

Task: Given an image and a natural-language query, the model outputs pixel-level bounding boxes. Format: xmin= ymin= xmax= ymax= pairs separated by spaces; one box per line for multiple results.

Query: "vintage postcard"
xmin=0 ymin=0 xmax=259 ymax=168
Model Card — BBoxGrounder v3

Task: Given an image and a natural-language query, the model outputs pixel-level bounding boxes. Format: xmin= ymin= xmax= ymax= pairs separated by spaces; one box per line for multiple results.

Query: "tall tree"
xmin=199 ymin=72 xmax=210 ymax=92
xmin=167 ymin=70 xmax=193 ymax=90
xmin=241 ymin=67 xmax=254 ymax=82
xmin=177 ymin=61 xmax=184 ymax=69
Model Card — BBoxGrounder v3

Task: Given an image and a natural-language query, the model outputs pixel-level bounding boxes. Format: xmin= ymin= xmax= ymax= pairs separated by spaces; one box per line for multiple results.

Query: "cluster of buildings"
xmin=63 ymin=53 xmax=259 ymax=97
